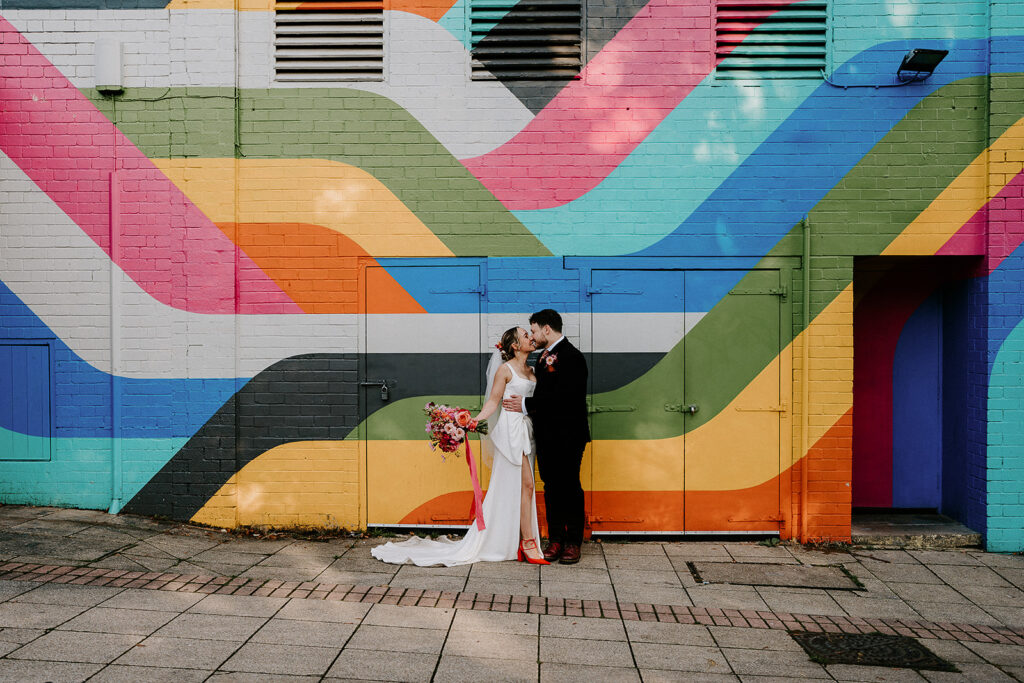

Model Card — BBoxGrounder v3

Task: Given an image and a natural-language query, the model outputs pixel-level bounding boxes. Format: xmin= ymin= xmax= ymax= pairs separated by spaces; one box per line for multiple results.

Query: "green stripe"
xmin=357 ymin=75 xmax=1020 ymax=440
xmin=86 ymin=88 xmax=550 ymax=257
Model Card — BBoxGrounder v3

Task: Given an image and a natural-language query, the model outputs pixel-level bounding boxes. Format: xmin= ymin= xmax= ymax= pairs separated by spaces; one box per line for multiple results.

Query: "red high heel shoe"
xmin=518 ymin=539 xmax=550 ymax=565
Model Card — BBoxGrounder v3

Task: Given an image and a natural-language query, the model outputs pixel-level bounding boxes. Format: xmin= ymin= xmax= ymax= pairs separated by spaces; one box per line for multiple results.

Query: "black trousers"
xmin=536 ymin=440 xmax=586 ymax=545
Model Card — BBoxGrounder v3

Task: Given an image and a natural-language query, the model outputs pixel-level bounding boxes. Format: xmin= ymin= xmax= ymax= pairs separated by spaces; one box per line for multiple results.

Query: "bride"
xmin=371 ymin=326 xmax=549 ymax=566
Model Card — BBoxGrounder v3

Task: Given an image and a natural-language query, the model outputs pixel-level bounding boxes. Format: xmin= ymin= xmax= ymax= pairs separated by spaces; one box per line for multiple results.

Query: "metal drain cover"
xmin=790 ymin=631 xmax=957 ymax=671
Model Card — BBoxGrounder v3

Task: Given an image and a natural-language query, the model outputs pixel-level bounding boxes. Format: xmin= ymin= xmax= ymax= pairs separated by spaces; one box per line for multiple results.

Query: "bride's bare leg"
xmin=520 ymin=456 xmax=543 ymax=560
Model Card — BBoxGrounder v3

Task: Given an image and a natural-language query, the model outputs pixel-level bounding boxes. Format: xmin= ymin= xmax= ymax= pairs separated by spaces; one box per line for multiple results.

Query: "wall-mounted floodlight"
xmin=823 ymin=47 xmax=950 ymax=89
xmin=897 ymin=48 xmax=948 ymax=82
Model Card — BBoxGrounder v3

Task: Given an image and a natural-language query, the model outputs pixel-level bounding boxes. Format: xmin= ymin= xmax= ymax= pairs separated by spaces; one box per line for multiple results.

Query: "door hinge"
xmin=586 ymin=287 xmax=642 ymax=297
xmin=734 ymin=403 xmax=787 ymax=414
xmin=587 ymin=404 xmax=637 ymax=414
xmin=729 ymin=285 xmax=786 ymax=299
xmin=429 ymin=286 xmax=486 ymax=296
xmin=728 ymin=513 xmax=784 ymax=522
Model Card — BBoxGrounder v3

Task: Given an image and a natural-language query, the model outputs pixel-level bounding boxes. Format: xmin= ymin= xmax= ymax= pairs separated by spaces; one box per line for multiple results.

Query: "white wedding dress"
xmin=371 ymin=364 xmax=540 ymax=566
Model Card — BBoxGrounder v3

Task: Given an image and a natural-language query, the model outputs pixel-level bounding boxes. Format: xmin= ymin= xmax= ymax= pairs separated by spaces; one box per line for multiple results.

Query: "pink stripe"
xmin=938 ymin=170 xmax=1024 ymax=272
xmin=0 ymin=19 xmax=300 ymax=314
xmin=461 ymin=0 xmax=805 ymax=211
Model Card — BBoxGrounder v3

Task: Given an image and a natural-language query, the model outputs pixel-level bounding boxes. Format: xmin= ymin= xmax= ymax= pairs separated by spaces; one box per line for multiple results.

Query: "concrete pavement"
xmin=0 ymin=505 xmax=1022 ymax=681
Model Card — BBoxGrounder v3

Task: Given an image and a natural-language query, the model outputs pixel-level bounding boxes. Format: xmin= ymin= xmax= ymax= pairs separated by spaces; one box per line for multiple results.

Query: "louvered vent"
xmin=716 ymin=0 xmax=827 ymax=79
xmin=470 ymin=0 xmax=582 ymax=80
xmin=275 ymin=0 xmax=384 ymax=82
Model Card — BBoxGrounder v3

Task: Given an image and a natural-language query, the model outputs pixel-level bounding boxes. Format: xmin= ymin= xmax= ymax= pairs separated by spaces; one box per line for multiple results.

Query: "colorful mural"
xmin=2 ymin=0 xmax=1023 ymax=549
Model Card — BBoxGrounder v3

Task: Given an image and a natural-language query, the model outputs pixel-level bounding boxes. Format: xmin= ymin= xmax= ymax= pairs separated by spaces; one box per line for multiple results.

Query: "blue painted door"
xmin=0 ymin=343 xmax=51 ymax=461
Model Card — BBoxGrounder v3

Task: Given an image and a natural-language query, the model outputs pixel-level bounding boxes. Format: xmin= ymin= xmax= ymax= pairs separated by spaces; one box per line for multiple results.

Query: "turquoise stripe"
xmin=512 ymin=2 xmax=993 ymax=256
xmin=987 ymin=317 xmax=1024 ymax=552
xmin=0 ymin=430 xmax=187 ymax=511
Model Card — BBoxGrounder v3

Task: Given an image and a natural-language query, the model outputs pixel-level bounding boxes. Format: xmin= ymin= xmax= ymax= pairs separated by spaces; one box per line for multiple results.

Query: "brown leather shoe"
xmin=559 ymin=544 xmax=581 ymax=564
xmin=543 ymin=541 xmax=563 ymax=562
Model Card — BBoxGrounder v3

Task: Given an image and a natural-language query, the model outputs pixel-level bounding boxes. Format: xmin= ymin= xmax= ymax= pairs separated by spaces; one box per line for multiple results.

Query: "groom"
xmin=503 ymin=309 xmax=590 ymax=564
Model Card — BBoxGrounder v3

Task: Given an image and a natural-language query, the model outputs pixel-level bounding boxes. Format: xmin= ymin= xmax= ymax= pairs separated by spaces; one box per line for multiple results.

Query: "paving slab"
xmin=250 ymin=616 xmax=356 ymax=648
xmin=694 ymin=562 xmax=858 ymax=590
xmin=210 ymin=673 xmax=318 ymax=682
xmin=625 ymin=621 xmax=715 ymax=646
xmin=443 ymin=629 xmax=538 ymax=660
xmin=963 ymin=641 xmax=1024 ymax=667
xmin=364 ymin=603 xmax=454 ymax=629
xmin=87 ymin=664 xmax=212 ymax=682
xmin=114 ymin=635 xmax=243 ymax=669
xmin=188 ymin=594 xmax=288 ymax=618
xmin=823 ymin=663 xmax=926 ymax=681
xmin=12 ymin=584 xmax=124 ymax=607
xmin=0 ymin=601 xmax=87 ymax=629
xmin=613 ymin=585 xmax=692 ymax=607
xmin=153 ymin=612 xmax=268 ymax=641
xmin=540 ymin=614 xmax=626 ymax=641
xmin=919 ymin=661 xmax=1015 ymax=681
xmin=220 ymin=642 xmax=340 ymax=676
xmin=0 ymin=627 xmax=44 ymax=646
xmin=755 ymin=587 xmax=846 ymax=616
xmin=275 ymin=597 xmax=370 ymax=623
xmin=434 ymin=654 xmax=538 ymax=683
xmin=540 ymin=662 xmax=641 ymax=682
xmin=539 ymin=636 xmax=634 ymax=667
xmin=8 ymin=630 xmax=141 ymax=664
xmin=708 ymin=626 xmax=803 ymax=651
xmin=686 ymin=586 xmax=770 ymax=612
xmin=0 ymin=658 xmax=102 ymax=682
xmin=638 ymin=670 xmax=738 ymax=682
xmin=347 ymin=624 xmax=447 ymax=654
xmin=629 ymin=642 xmax=731 ymax=674
xmin=99 ymin=587 xmax=205 ymax=612
xmin=452 ymin=609 xmax=539 ymax=635
xmin=57 ymin=606 xmax=178 ymax=635
xmin=327 ymin=648 xmax=438 ymax=682
xmin=0 ymin=580 xmax=39 ymax=602
xmin=721 ymin=647 xmax=829 ymax=679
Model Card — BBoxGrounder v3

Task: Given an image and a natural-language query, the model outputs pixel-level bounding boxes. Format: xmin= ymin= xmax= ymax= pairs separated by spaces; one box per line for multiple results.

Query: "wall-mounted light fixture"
xmin=822 ymin=47 xmax=950 ymax=89
xmin=95 ymin=37 xmax=124 ymax=95
xmin=897 ymin=48 xmax=949 ymax=82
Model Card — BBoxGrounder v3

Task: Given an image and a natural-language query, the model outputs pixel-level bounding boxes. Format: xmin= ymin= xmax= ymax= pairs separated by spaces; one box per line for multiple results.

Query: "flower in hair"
xmin=495 ymin=342 xmax=502 ymax=349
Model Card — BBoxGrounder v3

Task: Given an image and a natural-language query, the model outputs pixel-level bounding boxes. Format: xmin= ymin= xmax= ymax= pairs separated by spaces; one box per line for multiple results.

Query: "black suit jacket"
xmin=525 ymin=338 xmax=591 ymax=449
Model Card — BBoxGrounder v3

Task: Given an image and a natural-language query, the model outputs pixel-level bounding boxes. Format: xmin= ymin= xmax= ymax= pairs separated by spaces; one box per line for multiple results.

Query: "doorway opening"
xmin=852 ymin=256 xmax=985 ymax=537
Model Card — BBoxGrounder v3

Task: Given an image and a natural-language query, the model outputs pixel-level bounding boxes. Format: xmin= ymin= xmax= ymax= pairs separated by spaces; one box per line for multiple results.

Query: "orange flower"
xmin=455 ymin=410 xmax=472 ymax=427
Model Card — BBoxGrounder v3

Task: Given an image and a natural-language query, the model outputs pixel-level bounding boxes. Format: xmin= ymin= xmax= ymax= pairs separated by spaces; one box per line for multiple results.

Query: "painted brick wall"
xmin=2 ymin=0 xmax=1024 ymax=546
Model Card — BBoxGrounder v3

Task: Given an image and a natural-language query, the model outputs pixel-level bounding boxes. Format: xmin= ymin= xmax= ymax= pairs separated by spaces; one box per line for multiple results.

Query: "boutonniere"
xmin=544 ymin=353 xmax=558 ymax=372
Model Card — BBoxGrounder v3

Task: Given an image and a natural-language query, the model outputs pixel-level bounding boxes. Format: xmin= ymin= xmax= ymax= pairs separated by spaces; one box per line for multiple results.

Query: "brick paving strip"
xmin=3 ymin=561 xmax=1023 ymax=646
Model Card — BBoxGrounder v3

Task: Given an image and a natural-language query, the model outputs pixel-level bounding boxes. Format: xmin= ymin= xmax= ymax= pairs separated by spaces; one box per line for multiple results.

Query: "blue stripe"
xmin=0 ymin=280 xmax=241 ymax=439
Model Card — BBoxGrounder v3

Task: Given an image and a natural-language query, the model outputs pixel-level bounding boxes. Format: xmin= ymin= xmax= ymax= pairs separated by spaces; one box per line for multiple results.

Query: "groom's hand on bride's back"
xmin=502 ymin=395 xmax=523 ymax=413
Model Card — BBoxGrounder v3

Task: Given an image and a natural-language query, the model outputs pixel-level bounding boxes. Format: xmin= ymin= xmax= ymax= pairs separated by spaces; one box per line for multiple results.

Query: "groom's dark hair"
xmin=529 ymin=309 xmax=562 ymax=333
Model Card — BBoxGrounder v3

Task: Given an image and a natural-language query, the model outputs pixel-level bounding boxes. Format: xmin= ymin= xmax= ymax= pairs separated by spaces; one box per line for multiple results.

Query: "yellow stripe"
xmin=153 ymin=158 xmax=453 ymax=257
xmin=190 ymin=287 xmax=853 ymax=525
xmin=883 ymin=117 xmax=1024 ymax=256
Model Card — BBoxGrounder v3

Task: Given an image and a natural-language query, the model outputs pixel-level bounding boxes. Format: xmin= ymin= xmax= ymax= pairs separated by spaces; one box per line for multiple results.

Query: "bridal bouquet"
xmin=424 ymin=402 xmax=488 ymax=454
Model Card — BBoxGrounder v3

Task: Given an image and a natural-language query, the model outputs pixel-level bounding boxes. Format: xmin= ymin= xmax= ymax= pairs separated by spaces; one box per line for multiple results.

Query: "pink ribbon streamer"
xmin=464 ymin=439 xmax=486 ymax=531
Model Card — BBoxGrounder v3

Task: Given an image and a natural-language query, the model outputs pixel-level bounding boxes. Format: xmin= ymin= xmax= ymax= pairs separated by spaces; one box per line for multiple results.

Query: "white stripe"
xmin=2 ymin=10 xmax=531 ymax=159
xmin=1 ymin=154 xmax=699 ymax=378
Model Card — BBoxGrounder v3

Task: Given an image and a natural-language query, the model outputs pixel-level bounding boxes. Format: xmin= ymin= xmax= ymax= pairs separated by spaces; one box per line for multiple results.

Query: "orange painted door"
xmin=683 ymin=269 xmax=783 ymax=532
xmin=364 ymin=264 xmax=484 ymax=527
xmin=589 ymin=269 xmax=686 ymax=532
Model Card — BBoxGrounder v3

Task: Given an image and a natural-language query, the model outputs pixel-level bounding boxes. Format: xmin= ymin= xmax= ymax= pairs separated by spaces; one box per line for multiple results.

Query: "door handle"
xmin=665 ymin=403 xmax=699 ymax=414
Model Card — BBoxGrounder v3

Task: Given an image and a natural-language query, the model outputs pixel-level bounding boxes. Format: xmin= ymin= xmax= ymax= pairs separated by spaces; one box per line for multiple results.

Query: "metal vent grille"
xmin=470 ymin=0 xmax=582 ymax=81
xmin=275 ymin=0 xmax=384 ymax=82
xmin=716 ymin=0 xmax=827 ymax=79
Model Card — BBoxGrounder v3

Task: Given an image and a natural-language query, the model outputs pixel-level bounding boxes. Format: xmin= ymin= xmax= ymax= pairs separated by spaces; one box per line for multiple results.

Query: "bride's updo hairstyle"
xmin=498 ymin=327 xmax=520 ymax=362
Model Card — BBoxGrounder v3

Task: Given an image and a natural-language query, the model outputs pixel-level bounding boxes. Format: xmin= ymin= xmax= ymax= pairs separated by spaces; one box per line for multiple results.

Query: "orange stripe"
xmin=217 ymin=222 xmax=426 ymax=314
xmin=397 ymin=410 xmax=854 ymax=540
